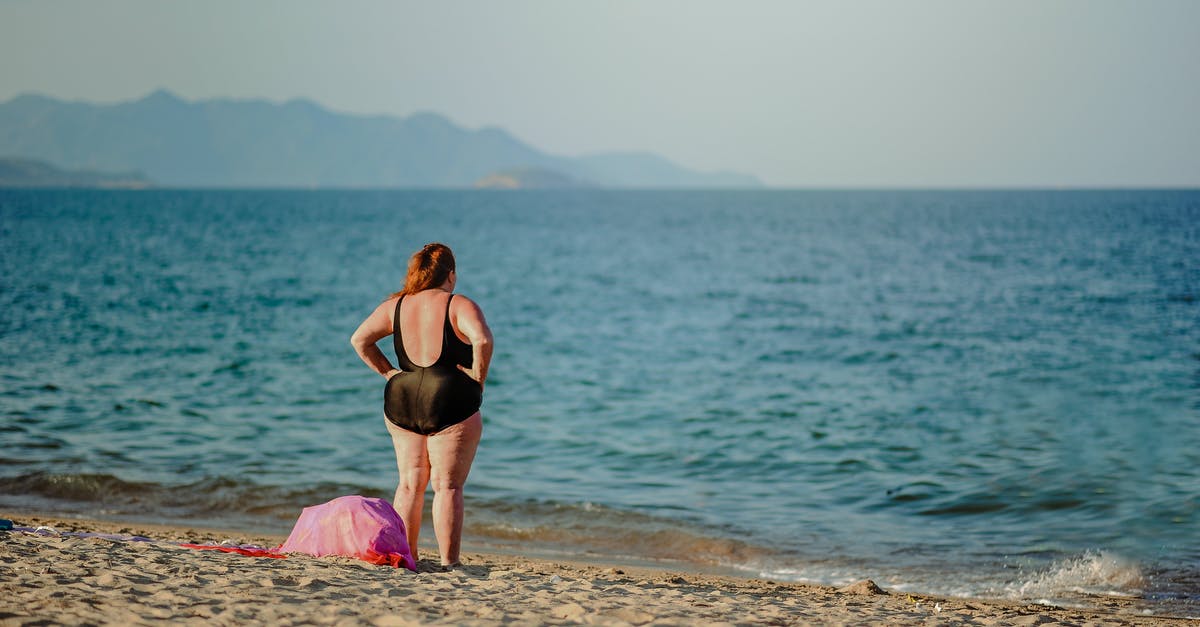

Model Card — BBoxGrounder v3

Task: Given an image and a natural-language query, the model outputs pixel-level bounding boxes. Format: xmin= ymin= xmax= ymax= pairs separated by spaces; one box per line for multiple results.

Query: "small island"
xmin=473 ymin=167 xmax=587 ymax=190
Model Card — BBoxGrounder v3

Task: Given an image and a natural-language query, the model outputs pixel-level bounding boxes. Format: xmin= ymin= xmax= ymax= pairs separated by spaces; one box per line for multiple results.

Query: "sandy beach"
xmin=0 ymin=511 xmax=1187 ymax=626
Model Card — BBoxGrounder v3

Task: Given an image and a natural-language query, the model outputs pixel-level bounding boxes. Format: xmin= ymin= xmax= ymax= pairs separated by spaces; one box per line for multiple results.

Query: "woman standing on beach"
xmin=350 ymin=243 xmax=493 ymax=567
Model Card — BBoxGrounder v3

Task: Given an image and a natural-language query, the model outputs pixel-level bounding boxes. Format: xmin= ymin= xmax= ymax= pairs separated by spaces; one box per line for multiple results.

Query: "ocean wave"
xmin=464 ymin=498 xmax=771 ymax=568
xmin=1008 ymin=551 xmax=1145 ymax=600
xmin=0 ymin=472 xmax=387 ymax=531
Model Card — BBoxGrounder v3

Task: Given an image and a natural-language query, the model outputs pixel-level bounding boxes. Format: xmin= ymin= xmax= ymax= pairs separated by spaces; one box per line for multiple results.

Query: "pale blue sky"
xmin=2 ymin=0 xmax=1197 ymax=187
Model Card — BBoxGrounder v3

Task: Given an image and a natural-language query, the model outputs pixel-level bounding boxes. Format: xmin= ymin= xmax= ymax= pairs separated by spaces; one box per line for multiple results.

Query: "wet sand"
xmin=0 ymin=512 xmax=1186 ymax=625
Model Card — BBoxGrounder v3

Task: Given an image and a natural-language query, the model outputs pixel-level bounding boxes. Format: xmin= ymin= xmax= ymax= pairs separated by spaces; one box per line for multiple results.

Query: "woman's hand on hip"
xmin=457 ymin=364 xmax=485 ymax=389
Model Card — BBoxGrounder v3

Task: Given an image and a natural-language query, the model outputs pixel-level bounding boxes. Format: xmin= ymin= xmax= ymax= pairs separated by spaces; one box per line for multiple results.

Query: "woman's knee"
xmin=429 ymin=470 xmax=466 ymax=494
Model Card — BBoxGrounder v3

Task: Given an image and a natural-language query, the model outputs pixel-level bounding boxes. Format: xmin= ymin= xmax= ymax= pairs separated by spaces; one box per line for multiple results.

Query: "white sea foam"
xmin=753 ymin=564 xmax=862 ymax=588
xmin=1007 ymin=551 xmax=1144 ymax=600
xmin=745 ymin=550 xmax=1148 ymax=610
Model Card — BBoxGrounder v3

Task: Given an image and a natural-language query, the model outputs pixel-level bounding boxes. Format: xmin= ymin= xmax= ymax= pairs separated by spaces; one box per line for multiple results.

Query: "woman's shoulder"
xmin=374 ymin=295 xmax=401 ymax=319
xmin=449 ymin=293 xmax=484 ymax=315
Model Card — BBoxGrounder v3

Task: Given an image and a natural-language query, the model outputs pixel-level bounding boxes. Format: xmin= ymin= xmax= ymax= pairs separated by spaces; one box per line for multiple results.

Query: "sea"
xmin=2 ymin=188 xmax=1197 ymax=616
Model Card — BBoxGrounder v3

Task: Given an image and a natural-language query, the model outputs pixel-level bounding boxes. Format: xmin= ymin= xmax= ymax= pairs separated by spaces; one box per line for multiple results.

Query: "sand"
xmin=0 ymin=512 xmax=1187 ymax=626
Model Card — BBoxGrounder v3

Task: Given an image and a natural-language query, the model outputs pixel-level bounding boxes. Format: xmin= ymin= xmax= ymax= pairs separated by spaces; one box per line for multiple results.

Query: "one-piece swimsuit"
xmin=383 ymin=294 xmax=482 ymax=435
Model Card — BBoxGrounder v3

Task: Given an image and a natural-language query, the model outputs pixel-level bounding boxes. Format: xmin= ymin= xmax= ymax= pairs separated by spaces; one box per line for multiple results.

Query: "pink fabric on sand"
xmin=276 ymin=495 xmax=415 ymax=570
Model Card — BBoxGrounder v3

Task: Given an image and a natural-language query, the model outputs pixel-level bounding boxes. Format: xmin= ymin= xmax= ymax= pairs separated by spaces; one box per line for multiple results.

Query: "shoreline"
xmin=1 ymin=511 xmax=1187 ymax=625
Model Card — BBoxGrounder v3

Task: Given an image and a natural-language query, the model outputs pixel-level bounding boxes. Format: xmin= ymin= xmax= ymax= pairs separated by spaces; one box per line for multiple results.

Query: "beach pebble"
xmin=549 ymin=574 xmax=563 ymax=584
xmin=837 ymin=579 xmax=888 ymax=595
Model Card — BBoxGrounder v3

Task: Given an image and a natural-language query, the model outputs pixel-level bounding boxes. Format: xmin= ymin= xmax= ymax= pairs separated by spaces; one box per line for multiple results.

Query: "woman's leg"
xmin=385 ymin=418 xmax=431 ymax=561
xmin=427 ymin=412 xmax=482 ymax=566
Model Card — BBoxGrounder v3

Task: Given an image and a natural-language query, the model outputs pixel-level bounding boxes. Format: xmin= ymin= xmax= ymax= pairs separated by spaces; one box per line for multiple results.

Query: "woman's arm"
xmin=350 ymin=298 xmax=401 ymax=379
xmin=451 ymin=296 xmax=493 ymax=387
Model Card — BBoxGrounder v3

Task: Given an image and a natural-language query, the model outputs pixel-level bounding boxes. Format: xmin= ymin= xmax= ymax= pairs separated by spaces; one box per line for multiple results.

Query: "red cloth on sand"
xmin=179 ymin=544 xmax=288 ymax=558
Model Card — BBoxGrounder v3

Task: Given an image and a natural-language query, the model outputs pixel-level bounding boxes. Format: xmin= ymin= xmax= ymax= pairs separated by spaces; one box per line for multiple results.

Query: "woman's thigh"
xmin=385 ymin=417 xmax=430 ymax=476
xmin=427 ymin=412 xmax=482 ymax=488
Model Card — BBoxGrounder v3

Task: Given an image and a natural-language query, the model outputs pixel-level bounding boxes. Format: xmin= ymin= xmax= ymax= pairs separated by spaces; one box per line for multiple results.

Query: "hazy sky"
xmin=2 ymin=0 xmax=1198 ymax=187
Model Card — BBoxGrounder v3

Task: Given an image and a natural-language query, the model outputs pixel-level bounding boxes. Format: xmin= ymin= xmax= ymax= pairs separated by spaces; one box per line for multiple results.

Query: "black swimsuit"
xmin=384 ymin=294 xmax=482 ymax=435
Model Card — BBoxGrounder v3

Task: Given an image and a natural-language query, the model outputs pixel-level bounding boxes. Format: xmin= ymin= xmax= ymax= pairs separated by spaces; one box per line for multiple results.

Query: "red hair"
xmin=393 ymin=242 xmax=456 ymax=297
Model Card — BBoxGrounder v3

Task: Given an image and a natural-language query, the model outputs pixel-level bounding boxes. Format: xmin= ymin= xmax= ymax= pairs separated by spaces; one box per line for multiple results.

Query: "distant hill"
xmin=0 ymin=90 xmax=762 ymax=189
xmin=0 ymin=156 xmax=151 ymax=188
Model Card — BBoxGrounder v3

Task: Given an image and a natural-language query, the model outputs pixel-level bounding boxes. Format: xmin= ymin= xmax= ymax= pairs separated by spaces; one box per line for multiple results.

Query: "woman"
xmin=350 ymin=242 xmax=493 ymax=567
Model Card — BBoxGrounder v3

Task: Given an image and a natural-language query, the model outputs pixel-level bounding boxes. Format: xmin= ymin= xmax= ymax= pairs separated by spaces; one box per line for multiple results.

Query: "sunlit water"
xmin=2 ymin=189 xmax=1197 ymax=615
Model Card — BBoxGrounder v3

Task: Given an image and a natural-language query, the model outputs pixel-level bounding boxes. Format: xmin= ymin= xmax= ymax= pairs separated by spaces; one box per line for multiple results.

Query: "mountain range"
xmin=0 ymin=90 xmax=760 ymax=189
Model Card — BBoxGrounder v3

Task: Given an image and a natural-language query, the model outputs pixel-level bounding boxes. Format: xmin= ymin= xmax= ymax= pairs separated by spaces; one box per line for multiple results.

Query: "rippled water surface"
xmin=2 ymin=189 xmax=1197 ymax=614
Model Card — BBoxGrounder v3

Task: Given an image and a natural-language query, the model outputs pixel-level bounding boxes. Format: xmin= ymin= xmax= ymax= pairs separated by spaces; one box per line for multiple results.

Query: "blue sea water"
xmin=2 ymin=189 xmax=1198 ymax=614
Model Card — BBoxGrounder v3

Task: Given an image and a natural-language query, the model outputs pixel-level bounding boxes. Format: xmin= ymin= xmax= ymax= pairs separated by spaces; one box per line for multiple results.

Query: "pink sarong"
xmin=276 ymin=495 xmax=416 ymax=570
